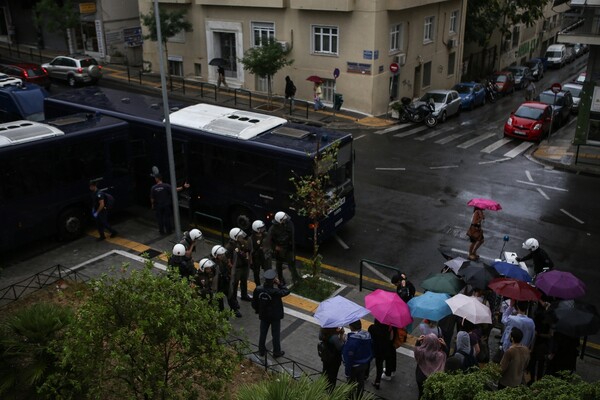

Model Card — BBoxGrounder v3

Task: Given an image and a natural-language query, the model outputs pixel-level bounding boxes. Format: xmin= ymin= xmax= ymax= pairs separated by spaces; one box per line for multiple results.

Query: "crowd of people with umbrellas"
xmin=313 ymin=198 xmax=598 ymax=398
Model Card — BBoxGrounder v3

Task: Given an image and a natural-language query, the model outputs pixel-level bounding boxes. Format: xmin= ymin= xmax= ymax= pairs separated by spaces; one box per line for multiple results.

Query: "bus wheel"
xmin=230 ymin=207 xmax=254 ymax=231
xmin=58 ymin=207 xmax=86 ymax=241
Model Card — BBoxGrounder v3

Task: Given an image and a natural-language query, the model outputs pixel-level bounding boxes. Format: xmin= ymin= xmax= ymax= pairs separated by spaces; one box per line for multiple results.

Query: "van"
xmin=545 ymin=44 xmax=567 ymax=69
xmin=0 ymin=74 xmax=47 ymax=122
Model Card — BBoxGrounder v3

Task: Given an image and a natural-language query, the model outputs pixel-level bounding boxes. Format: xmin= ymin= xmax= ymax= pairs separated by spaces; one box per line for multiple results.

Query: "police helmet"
xmin=172 ymin=243 xmax=186 ymax=257
xmin=211 ymin=245 xmax=227 ymax=257
xmin=229 ymin=227 xmax=247 ymax=241
xmin=522 ymin=238 xmax=539 ymax=251
xmin=189 ymin=229 xmax=202 ymax=241
xmin=252 ymin=220 xmax=266 ymax=232
xmin=198 ymin=258 xmax=215 ymax=272
xmin=274 ymin=211 xmax=288 ymax=224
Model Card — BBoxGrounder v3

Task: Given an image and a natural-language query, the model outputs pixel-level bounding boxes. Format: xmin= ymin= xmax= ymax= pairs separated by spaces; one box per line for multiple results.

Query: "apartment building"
xmin=139 ymin=0 xmax=467 ymax=116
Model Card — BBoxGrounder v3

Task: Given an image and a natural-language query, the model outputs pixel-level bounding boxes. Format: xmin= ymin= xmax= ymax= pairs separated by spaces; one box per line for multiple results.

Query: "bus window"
xmin=232 ymin=151 xmax=276 ymax=193
xmin=108 ymin=139 xmax=130 ymax=177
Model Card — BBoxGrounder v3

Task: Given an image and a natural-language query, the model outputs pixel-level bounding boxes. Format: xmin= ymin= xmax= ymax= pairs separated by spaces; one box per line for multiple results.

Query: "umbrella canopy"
xmin=445 ymin=294 xmax=493 ymax=324
xmin=443 ymin=257 xmax=469 ymax=275
xmin=460 ymin=263 xmax=501 ymax=290
xmin=535 ymin=270 xmax=586 ymax=299
xmin=492 ymin=261 xmax=532 ymax=282
xmin=552 ymin=301 xmax=600 ymax=337
xmin=467 ymin=198 xmax=502 ymax=211
xmin=488 ymin=278 xmax=541 ymax=301
xmin=421 ymin=272 xmax=466 ymax=295
xmin=313 ymin=295 xmax=370 ymax=328
xmin=407 ymin=292 xmax=452 ymax=321
xmin=209 ymin=58 xmax=228 ymax=66
xmin=306 ymin=75 xmax=324 ymax=83
xmin=365 ymin=289 xmax=413 ymax=328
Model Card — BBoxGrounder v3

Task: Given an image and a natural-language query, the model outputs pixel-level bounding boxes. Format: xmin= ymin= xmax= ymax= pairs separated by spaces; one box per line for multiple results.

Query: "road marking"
xmin=414 ymin=129 xmax=447 ymax=141
xmin=376 ymin=167 xmax=406 ymax=171
xmin=333 ymin=233 xmax=350 ymax=250
xmin=516 ymin=180 xmax=568 ymax=192
xmin=481 ymin=138 xmax=512 ymax=153
xmin=478 ymin=157 xmax=511 ymax=165
xmin=375 ymin=123 xmax=411 ymax=134
xmin=537 ymin=188 xmax=550 ymax=200
xmin=504 ymin=142 xmax=534 ymax=158
xmin=456 ymin=132 xmax=496 ymax=149
xmin=435 ymin=132 xmax=469 ymax=144
xmin=450 ymin=248 xmax=494 ymax=262
xmin=354 ymin=134 xmax=366 ymax=141
xmin=429 ymin=165 xmax=459 ymax=170
xmin=394 ymin=126 xmax=428 ymax=138
xmin=526 ymin=170 xmax=533 ymax=182
xmin=560 ymin=209 xmax=585 ymax=224
xmin=363 ymin=260 xmax=394 ymax=283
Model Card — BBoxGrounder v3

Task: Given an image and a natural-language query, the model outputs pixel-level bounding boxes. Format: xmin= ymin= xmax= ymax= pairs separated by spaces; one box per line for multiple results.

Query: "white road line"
xmin=394 ymin=126 xmax=428 ymax=138
xmin=376 ymin=167 xmax=406 ymax=171
xmin=333 ymin=234 xmax=350 ymax=250
xmin=457 ymin=133 xmax=496 ymax=149
xmin=435 ymin=132 xmax=469 ymax=144
xmin=537 ymin=188 xmax=550 ymax=200
xmin=478 ymin=157 xmax=512 ymax=165
xmin=430 ymin=165 xmax=459 ymax=170
xmin=526 ymin=170 xmax=533 ymax=182
xmin=504 ymin=142 xmax=534 ymax=158
xmin=516 ymin=180 xmax=568 ymax=192
xmin=363 ymin=260 xmax=394 ymax=283
xmin=354 ymin=134 xmax=366 ymax=141
xmin=414 ymin=129 xmax=447 ymax=141
xmin=375 ymin=123 xmax=411 ymax=135
xmin=450 ymin=248 xmax=494 ymax=262
xmin=560 ymin=209 xmax=585 ymax=224
xmin=481 ymin=138 xmax=512 ymax=153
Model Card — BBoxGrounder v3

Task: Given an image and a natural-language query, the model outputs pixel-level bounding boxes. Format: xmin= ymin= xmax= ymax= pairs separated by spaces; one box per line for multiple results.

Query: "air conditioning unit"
xmin=447 ymin=38 xmax=458 ymax=49
xmin=277 ymin=41 xmax=289 ymax=52
xmin=398 ymin=53 xmax=407 ymax=66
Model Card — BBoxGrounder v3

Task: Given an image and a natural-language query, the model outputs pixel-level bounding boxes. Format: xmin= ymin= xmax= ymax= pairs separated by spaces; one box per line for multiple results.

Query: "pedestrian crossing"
xmin=374 ymin=123 xmax=535 ymax=159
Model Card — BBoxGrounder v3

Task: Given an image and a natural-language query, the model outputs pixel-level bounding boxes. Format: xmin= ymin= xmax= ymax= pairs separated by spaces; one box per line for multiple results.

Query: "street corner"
xmin=356 ymin=116 xmax=396 ymax=128
xmin=532 ymin=144 xmax=573 ymax=162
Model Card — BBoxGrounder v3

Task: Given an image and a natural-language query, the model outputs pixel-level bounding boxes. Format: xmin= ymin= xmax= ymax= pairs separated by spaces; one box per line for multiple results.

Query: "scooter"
xmin=398 ymin=97 xmax=438 ymax=128
xmin=485 ymin=81 xmax=498 ymax=104
xmin=495 ymin=235 xmax=531 ymax=275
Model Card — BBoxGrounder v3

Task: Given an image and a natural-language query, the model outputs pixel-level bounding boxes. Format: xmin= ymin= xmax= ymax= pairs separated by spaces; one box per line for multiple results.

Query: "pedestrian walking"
xmin=249 ymin=220 xmax=271 ymax=286
xmin=217 ymin=65 xmax=227 ymax=88
xmin=318 ymin=327 xmax=345 ymax=391
xmin=314 ymin=81 xmax=324 ymax=110
xmin=467 ymin=207 xmax=485 ymax=260
xmin=392 ymin=272 xmax=416 ymax=303
xmin=414 ymin=333 xmax=447 ymax=398
xmin=168 ymin=243 xmax=195 ymax=279
xmin=252 ymin=269 xmax=290 ymax=358
xmin=268 ymin=211 xmax=300 ymax=284
xmin=210 ymin=245 xmax=242 ymax=318
xmin=525 ymin=79 xmax=536 ymax=101
xmin=89 ymin=180 xmax=117 ymax=241
xmin=368 ymin=319 xmax=396 ymax=389
xmin=498 ymin=327 xmax=530 ymax=389
xmin=150 ymin=173 xmax=173 ymax=235
xmin=284 ymin=75 xmax=296 ymax=107
xmin=226 ymin=227 xmax=252 ymax=302
xmin=516 ymin=238 xmax=554 ymax=275
xmin=342 ymin=320 xmax=373 ymax=397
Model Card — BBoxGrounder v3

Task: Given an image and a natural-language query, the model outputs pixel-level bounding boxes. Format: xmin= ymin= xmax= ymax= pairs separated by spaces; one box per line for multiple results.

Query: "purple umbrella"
xmin=492 ymin=261 xmax=532 ymax=283
xmin=535 ymin=270 xmax=586 ymax=299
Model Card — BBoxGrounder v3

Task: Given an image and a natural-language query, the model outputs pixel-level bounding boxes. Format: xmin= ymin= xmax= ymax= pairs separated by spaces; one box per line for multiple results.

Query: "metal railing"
xmin=358 ymin=259 xmax=400 ymax=292
xmin=234 ymin=88 xmax=252 ymax=108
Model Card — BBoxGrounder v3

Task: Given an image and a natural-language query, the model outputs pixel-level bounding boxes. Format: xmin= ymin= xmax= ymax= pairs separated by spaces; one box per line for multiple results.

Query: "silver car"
xmin=563 ymin=83 xmax=583 ymax=113
xmin=42 ymin=54 xmax=102 ymax=87
xmin=416 ymin=90 xmax=462 ymax=122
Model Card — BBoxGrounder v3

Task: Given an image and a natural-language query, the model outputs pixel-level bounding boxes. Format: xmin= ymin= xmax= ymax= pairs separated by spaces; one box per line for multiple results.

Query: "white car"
xmin=563 ymin=83 xmax=583 ymax=114
xmin=415 ymin=90 xmax=462 ymax=122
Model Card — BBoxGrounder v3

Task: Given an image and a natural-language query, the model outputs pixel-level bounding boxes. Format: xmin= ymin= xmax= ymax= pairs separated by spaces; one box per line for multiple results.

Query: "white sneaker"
xmin=381 ymin=368 xmax=394 ymax=381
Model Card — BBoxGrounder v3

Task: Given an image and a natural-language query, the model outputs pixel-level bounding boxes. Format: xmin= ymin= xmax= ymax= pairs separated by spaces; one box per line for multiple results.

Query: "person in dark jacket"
xmin=517 ymin=238 xmax=554 ymax=275
xmin=249 ymin=220 xmax=271 ymax=286
xmin=368 ymin=319 xmax=396 ymax=389
xmin=392 ymin=272 xmax=416 ymax=303
xmin=268 ymin=211 xmax=299 ymax=284
xmin=342 ymin=320 xmax=373 ymax=397
xmin=252 ymin=269 xmax=290 ymax=358
xmin=284 ymin=75 xmax=296 ymax=107
xmin=89 ymin=180 xmax=117 ymax=241
xmin=318 ymin=327 xmax=345 ymax=391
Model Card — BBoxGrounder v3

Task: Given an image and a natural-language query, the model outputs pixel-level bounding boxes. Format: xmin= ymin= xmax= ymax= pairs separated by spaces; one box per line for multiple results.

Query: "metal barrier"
xmin=289 ymin=99 xmax=310 ymax=119
xmin=0 ymin=264 xmax=90 ymax=307
xmin=193 ymin=211 xmax=226 ymax=245
xmin=358 ymin=259 xmax=400 ymax=292
xmin=234 ymin=88 xmax=252 ymax=108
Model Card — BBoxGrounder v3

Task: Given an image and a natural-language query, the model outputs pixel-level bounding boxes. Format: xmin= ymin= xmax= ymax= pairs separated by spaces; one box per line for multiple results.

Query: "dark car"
xmin=506 ymin=66 xmax=532 ymax=90
xmin=491 ymin=71 xmax=515 ymax=95
xmin=525 ymin=59 xmax=545 ymax=81
xmin=534 ymin=89 xmax=574 ymax=127
xmin=0 ymin=63 xmax=51 ymax=90
xmin=452 ymin=82 xmax=486 ymax=110
xmin=504 ymin=102 xmax=552 ymax=142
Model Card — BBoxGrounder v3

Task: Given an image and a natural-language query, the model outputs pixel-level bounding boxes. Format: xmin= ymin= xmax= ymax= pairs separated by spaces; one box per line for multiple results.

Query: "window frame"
xmin=449 ymin=10 xmax=459 ymax=34
xmin=312 ymin=25 xmax=339 ymax=55
xmin=424 ymin=16 xmax=435 ymax=43
xmin=251 ymin=21 xmax=275 ymax=47
xmin=390 ymin=23 xmax=403 ymax=53
xmin=423 ymin=61 xmax=432 ymax=88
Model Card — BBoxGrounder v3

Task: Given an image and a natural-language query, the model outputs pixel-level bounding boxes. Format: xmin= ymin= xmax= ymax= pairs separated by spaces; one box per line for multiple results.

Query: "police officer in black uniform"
xmin=249 ymin=220 xmax=271 ymax=286
xmin=89 ymin=180 xmax=117 ymax=241
xmin=227 ymin=227 xmax=252 ymax=301
xmin=210 ymin=245 xmax=242 ymax=318
xmin=168 ymin=243 xmax=195 ymax=279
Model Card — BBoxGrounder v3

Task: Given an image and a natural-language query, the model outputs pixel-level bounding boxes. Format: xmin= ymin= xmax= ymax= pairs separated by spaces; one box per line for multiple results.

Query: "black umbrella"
xmin=460 ymin=263 xmax=501 ymax=290
xmin=551 ymin=301 xmax=600 ymax=338
xmin=209 ymin=58 xmax=228 ymax=67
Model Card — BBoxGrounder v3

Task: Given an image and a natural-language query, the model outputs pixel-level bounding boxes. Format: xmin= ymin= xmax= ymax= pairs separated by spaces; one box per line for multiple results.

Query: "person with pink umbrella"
xmin=466 ymin=206 xmax=485 ymax=261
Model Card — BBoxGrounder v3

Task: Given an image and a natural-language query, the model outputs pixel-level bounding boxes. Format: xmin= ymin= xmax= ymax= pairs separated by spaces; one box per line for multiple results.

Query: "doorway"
xmin=413 ymin=65 xmax=422 ymax=98
xmin=216 ymin=32 xmax=237 ymax=78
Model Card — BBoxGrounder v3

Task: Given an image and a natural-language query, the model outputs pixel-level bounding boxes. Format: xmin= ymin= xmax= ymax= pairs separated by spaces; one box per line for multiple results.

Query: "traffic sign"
xmin=551 ymin=82 xmax=562 ymax=94
xmin=333 ymin=68 xmax=340 ymax=79
xmin=390 ymin=63 xmax=399 ymax=74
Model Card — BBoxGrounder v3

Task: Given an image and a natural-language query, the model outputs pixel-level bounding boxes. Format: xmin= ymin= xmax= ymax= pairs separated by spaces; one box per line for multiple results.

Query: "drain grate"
xmin=141 ymin=249 xmax=162 ymax=259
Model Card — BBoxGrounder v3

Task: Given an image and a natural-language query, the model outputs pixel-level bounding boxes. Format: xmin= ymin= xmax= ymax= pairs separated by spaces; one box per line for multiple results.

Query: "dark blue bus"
xmin=44 ymin=87 xmax=355 ymax=245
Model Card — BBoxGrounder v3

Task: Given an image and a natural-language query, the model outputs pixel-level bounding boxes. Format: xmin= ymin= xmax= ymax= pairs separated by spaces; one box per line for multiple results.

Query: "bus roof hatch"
xmin=0 ymin=121 xmax=64 ymax=147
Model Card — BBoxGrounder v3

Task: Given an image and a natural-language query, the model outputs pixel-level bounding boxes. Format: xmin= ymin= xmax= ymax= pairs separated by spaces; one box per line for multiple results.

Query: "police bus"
xmin=44 ymin=87 xmax=355 ymax=245
xmin=0 ymin=114 xmax=133 ymax=252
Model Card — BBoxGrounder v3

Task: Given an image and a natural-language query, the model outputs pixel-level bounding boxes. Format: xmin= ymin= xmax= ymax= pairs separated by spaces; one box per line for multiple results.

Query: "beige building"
xmin=139 ymin=0 xmax=467 ymax=116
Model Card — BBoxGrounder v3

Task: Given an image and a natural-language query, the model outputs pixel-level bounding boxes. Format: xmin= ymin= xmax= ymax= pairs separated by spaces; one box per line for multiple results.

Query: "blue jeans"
xmin=259 ymin=318 xmax=281 ymax=354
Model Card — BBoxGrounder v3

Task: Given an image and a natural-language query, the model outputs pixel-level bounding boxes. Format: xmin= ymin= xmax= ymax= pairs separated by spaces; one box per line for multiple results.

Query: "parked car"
xmin=573 ymin=43 xmax=585 ymax=58
xmin=491 ymin=71 xmax=515 ymax=95
xmin=415 ymin=89 xmax=462 ymax=122
xmin=0 ymin=63 xmax=50 ymax=90
xmin=525 ymin=59 xmax=545 ymax=81
xmin=563 ymin=83 xmax=583 ymax=113
xmin=565 ymin=46 xmax=576 ymax=64
xmin=452 ymin=82 xmax=486 ymax=110
xmin=504 ymin=101 xmax=552 ymax=142
xmin=575 ymin=72 xmax=586 ymax=84
xmin=545 ymin=44 xmax=567 ymax=68
xmin=534 ymin=89 xmax=574 ymax=127
xmin=506 ymin=66 xmax=532 ymax=90
xmin=42 ymin=54 xmax=102 ymax=87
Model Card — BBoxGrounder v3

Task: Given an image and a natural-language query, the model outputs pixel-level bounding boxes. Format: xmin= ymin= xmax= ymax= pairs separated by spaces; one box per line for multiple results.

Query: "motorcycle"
xmin=398 ymin=97 xmax=438 ymax=128
xmin=484 ymin=81 xmax=498 ymax=104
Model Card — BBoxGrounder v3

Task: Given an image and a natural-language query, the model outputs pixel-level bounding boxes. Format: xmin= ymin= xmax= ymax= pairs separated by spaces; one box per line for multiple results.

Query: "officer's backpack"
xmin=103 ymin=192 xmax=115 ymax=209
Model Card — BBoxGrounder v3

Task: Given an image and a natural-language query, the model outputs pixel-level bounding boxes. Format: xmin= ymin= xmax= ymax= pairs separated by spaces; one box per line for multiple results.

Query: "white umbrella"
xmin=445 ymin=294 xmax=492 ymax=324
xmin=314 ymin=295 xmax=370 ymax=328
xmin=444 ymin=256 xmax=469 ymax=274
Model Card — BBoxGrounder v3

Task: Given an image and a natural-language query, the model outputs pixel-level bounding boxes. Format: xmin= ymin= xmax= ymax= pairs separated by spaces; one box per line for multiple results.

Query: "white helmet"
xmin=522 ymin=238 xmax=539 ymax=251
xmin=211 ymin=245 xmax=227 ymax=257
xmin=189 ymin=229 xmax=202 ymax=241
xmin=274 ymin=211 xmax=288 ymax=224
xmin=229 ymin=227 xmax=247 ymax=241
xmin=172 ymin=243 xmax=186 ymax=257
xmin=198 ymin=258 xmax=215 ymax=272
xmin=252 ymin=220 xmax=266 ymax=232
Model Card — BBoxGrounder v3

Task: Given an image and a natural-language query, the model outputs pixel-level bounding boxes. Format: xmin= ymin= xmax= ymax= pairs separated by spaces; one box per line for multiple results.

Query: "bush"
xmin=422 ymin=363 xmax=500 ymax=400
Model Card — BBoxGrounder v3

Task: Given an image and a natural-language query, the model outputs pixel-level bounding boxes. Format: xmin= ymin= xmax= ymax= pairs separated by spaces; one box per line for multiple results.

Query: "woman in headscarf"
xmin=414 ymin=333 xmax=447 ymax=398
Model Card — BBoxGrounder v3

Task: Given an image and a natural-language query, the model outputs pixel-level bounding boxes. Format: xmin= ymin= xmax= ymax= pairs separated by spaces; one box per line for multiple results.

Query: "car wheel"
xmin=67 ymin=75 xmax=77 ymax=87
xmin=439 ymin=111 xmax=447 ymax=123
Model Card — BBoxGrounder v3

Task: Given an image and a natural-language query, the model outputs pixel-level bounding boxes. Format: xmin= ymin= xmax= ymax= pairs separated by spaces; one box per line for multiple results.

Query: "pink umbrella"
xmin=467 ymin=198 xmax=502 ymax=211
xmin=365 ymin=289 xmax=413 ymax=328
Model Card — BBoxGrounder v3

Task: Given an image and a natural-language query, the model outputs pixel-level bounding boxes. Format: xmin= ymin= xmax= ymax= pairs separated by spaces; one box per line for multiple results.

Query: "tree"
xmin=43 ymin=264 xmax=238 ymax=400
xmin=239 ymin=38 xmax=294 ymax=107
xmin=465 ymin=0 xmax=550 ymax=47
xmin=140 ymin=7 xmax=193 ymax=75
xmin=32 ymin=0 xmax=80 ymax=52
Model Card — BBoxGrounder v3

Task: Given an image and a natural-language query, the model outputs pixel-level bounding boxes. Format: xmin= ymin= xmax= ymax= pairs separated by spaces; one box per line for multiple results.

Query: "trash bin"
xmin=333 ymin=93 xmax=344 ymax=111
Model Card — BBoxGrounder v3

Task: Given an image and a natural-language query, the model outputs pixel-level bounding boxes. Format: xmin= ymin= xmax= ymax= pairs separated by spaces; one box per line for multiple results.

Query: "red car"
xmin=491 ymin=71 xmax=515 ymax=96
xmin=504 ymin=102 xmax=552 ymax=142
xmin=0 ymin=63 xmax=50 ymax=90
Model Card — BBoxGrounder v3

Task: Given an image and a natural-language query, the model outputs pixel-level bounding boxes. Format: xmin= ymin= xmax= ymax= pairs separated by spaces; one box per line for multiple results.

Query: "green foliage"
xmin=478 ymin=373 xmax=600 ymax=400
xmin=422 ymin=363 xmax=501 ymax=400
xmin=291 ymin=274 xmax=339 ymax=303
xmin=0 ymin=303 xmax=74 ymax=399
xmin=236 ymin=373 xmax=375 ymax=400
xmin=33 ymin=0 xmax=79 ymax=33
xmin=140 ymin=7 xmax=193 ymax=44
xmin=43 ymin=264 xmax=238 ymax=399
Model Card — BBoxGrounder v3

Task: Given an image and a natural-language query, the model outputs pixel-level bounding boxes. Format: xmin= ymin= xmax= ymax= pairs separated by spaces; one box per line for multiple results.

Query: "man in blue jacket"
xmin=342 ymin=319 xmax=373 ymax=396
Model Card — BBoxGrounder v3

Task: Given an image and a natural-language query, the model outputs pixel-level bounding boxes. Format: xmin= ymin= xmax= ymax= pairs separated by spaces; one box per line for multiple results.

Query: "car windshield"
xmin=510 ymin=69 xmax=525 ymax=77
xmin=565 ymin=86 xmax=582 ymax=97
xmin=26 ymin=67 xmax=45 ymax=77
xmin=79 ymin=58 xmax=98 ymax=67
xmin=420 ymin=93 xmax=446 ymax=103
xmin=494 ymin=75 xmax=507 ymax=83
xmin=546 ymin=51 xmax=561 ymax=58
xmin=515 ymin=106 xmax=544 ymax=120
xmin=538 ymin=93 xmax=565 ymax=106
xmin=453 ymin=85 xmax=472 ymax=94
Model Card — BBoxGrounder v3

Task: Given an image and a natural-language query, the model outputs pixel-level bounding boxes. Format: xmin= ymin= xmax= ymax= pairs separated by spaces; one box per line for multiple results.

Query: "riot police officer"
xmin=249 ymin=220 xmax=271 ymax=286
xmin=210 ymin=245 xmax=242 ymax=318
xmin=168 ymin=243 xmax=195 ymax=279
xmin=268 ymin=211 xmax=299 ymax=284
xmin=227 ymin=227 xmax=252 ymax=301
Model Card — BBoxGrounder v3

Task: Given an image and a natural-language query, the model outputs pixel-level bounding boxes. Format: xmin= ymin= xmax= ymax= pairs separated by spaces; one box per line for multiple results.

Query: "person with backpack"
xmin=318 ymin=327 xmax=345 ymax=391
xmin=454 ymin=331 xmax=478 ymax=371
xmin=284 ymin=76 xmax=296 ymax=108
xmin=89 ymin=180 xmax=117 ymax=241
